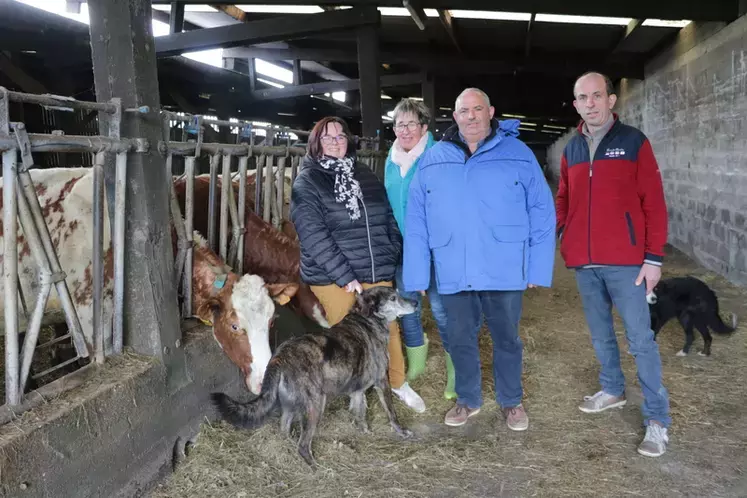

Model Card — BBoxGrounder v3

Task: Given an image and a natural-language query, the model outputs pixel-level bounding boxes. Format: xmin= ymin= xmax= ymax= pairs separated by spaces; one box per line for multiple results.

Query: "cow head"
xmin=197 ymin=273 xmax=275 ymax=394
xmin=191 ymin=233 xmax=275 ymax=395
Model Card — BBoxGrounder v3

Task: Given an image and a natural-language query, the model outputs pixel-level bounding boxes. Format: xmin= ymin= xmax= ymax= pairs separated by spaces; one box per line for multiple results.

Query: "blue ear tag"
xmin=213 ymin=274 xmax=227 ymax=289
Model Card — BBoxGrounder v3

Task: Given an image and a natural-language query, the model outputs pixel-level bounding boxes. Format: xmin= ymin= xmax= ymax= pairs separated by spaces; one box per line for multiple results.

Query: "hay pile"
xmin=152 ymin=246 xmax=747 ymax=498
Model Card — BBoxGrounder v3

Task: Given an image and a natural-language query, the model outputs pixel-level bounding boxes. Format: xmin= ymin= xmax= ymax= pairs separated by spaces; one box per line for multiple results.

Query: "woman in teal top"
xmin=385 ymin=98 xmax=455 ymax=402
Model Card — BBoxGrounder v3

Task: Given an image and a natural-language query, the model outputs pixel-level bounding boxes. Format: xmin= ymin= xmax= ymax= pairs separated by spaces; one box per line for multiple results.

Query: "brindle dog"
xmin=211 ymin=286 xmax=417 ymax=467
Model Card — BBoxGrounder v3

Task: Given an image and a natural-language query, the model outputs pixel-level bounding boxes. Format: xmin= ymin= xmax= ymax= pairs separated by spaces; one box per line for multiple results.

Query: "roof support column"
xmin=421 ymin=72 xmax=436 ymax=132
xmin=88 ymin=0 xmax=188 ymax=387
xmin=356 ymin=18 xmax=381 ymax=140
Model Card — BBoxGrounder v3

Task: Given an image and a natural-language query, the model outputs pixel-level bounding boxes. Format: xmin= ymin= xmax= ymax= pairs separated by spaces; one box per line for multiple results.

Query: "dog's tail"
xmin=210 ymin=358 xmax=282 ymax=430
xmin=707 ymin=294 xmax=738 ymax=335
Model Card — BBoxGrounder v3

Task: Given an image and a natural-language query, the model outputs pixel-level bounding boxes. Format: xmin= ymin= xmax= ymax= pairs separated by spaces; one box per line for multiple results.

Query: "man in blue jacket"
xmin=403 ymin=88 xmax=556 ymax=431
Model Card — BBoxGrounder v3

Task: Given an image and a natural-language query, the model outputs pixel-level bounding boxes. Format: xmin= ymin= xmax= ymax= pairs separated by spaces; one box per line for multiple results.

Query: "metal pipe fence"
xmin=0 ymin=87 xmax=389 ymax=413
xmin=0 ymin=87 xmax=133 ymax=409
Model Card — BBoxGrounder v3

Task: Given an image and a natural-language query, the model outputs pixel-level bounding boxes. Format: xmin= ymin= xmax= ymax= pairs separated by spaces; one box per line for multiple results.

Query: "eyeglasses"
xmin=394 ymin=121 xmax=422 ymax=132
xmin=320 ymin=134 xmax=348 ymax=144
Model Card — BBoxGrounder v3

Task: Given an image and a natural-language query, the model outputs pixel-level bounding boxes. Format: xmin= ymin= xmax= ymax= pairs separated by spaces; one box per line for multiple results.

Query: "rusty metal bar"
xmin=1 ymin=88 xmax=119 ymax=114
xmin=0 ymin=134 xmax=146 ymax=154
xmin=219 ymin=154 xmax=231 ymax=261
xmin=112 ymin=152 xmax=126 ymax=355
xmin=207 ymin=153 xmax=220 ymax=252
xmin=92 ymin=154 xmax=105 ymax=363
xmin=12 ymin=124 xmax=88 ymax=359
xmin=182 ymin=156 xmax=196 ymax=318
xmin=263 ymin=154 xmax=274 ymax=225
xmin=160 ymin=141 xmax=305 ymax=157
xmin=236 ymin=156 xmax=248 ymax=274
xmin=3 ymin=149 xmax=20 ymax=405
xmin=163 ymin=111 xmax=309 ymax=137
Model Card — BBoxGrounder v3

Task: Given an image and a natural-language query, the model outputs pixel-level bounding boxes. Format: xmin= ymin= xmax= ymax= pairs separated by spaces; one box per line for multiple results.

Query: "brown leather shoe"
xmin=503 ymin=404 xmax=529 ymax=431
xmin=444 ymin=403 xmax=481 ymax=427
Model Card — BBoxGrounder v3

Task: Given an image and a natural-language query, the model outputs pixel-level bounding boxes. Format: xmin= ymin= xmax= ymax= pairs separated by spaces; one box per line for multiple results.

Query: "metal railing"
xmin=0 ymin=87 xmax=136 ymax=407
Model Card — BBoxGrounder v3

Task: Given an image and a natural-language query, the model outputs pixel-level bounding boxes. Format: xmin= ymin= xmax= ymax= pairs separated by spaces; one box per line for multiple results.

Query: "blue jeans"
xmin=440 ymin=290 xmax=524 ymax=409
xmin=395 ymin=263 xmax=449 ymax=351
xmin=575 ymin=266 xmax=671 ymax=428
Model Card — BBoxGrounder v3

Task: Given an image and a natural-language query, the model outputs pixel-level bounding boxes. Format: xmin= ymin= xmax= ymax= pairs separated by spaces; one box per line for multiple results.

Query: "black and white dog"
xmin=211 ymin=286 xmax=416 ymax=468
xmin=647 ymin=276 xmax=738 ymax=356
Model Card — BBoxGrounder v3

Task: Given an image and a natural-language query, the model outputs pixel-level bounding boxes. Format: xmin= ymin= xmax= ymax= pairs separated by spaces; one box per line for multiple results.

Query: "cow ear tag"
xmin=214 ymin=274 xmax=227 ymax=289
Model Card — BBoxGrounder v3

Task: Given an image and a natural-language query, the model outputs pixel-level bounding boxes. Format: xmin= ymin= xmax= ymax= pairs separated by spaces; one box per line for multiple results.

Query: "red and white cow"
xmin=0 ymin=167 xmax=274 ymax=394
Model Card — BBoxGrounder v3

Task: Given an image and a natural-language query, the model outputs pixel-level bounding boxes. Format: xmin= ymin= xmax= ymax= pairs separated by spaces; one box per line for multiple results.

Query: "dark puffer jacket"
xmin=290 ymin=154 xmax=402 ymax=287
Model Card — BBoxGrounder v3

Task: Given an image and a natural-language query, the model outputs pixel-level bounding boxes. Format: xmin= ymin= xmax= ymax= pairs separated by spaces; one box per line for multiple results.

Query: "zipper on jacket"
xmin=361 ymin=197 xmax=376 ymax=282
xmin=587 ymin=141 xmax=593 ymax=265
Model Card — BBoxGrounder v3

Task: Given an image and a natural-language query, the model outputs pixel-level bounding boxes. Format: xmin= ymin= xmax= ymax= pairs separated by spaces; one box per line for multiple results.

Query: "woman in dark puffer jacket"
xmin=290 ymin=116 xmax=425 ymax=413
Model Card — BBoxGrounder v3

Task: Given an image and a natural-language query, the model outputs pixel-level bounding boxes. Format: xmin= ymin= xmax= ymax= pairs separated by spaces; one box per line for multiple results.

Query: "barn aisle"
xmin=151 ymin=245 xmax=747 ymax=498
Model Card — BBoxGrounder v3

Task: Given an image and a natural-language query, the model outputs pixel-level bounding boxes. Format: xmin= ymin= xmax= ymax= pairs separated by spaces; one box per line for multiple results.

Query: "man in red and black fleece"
xmin=556 ymin=71 xmax=670 ymax=458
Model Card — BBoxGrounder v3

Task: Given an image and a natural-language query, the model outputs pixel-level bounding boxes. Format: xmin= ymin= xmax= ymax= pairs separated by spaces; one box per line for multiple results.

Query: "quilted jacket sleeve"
xmin=290 ymin=172 xmax=356 ymax=287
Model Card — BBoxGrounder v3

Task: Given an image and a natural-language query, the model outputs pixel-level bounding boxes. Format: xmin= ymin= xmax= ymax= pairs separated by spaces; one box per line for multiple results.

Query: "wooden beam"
xmin=222 ymin=46 xmax=643 ymax=79
xmin=169 ymin=2 xmax=185 ymax=34
xmin=148 ymin=0 xmax=740 ymax=22
xmin=88 ymin=0 xmax=187 ymax=373
xmin=524 ymin=13 xmax=536 ymax=59
xmin=403 ymin=0 xmax=428 ymax=30
xmin=251 ymin=73 xmax=422 ymax=101
xmin=293 ymin=59 xmax=302 ymax=85
xmin=437 ymin=9 xmax=461 ymax=53
xmin=210 ymin=4 xmax=248 ymax=22
xmin=155 ymin=7 xmax=380 ymax=57
xmin=421 ymin=72 xmax=436 ymax=130
xmin=0 ymin=53 xmax=48 ymax=93
xmin=611 ymin=18 xmax=645 ymax=53
xmin=357 ymin=23 xmax=381 ymax=138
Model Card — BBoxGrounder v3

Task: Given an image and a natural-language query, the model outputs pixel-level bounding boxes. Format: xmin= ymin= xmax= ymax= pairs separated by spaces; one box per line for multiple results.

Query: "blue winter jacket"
xmin=403 ymin=119 xmax=556 ymax=295
xmin=384 ymin=131 xmax=435 ymax=235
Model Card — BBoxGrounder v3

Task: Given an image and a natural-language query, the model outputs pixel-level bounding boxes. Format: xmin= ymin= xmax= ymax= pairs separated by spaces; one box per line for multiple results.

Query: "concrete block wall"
xmin=546 ymin=16 xmax=747 ymax=287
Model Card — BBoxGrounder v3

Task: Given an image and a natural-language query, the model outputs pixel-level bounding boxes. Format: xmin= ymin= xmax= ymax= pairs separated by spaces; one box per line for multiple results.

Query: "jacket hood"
xmin=442 ymin=118 xmax=521 ymax=144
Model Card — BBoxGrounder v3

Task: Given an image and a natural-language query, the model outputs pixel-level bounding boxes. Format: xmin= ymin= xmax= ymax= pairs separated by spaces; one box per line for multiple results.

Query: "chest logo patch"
xmin=604 ymin=148 xmax=626 ymax=158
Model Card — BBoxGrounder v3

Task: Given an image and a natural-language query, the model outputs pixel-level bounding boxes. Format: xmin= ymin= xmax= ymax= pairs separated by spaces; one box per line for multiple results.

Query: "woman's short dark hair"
xmin=307 ymin=116 xmax=353 ymax=158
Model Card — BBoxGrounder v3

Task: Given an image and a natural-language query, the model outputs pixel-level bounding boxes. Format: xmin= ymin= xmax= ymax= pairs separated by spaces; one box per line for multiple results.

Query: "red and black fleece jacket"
xmin=555 ymin=115 xmax=668 ymax=269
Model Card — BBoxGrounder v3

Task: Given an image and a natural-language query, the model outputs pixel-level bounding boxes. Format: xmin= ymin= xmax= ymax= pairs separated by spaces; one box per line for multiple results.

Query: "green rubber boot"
xmin=405 ymin=334 xmax=429 ymax=382
xmin=444 ymin=352 xmax=457 ymax=400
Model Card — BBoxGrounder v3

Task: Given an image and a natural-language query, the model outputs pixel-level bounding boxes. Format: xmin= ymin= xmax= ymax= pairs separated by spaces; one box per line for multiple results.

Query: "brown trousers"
xmin=309 ymin=281 xmax=406 ymax=389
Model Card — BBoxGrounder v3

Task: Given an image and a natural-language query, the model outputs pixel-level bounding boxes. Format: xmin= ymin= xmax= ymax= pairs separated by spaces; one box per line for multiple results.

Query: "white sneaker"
xmin=392 ymin=382 xmax=426 ymax=413
xmin=578 ymin=390 xmax=627 ymax=414
xmin=637 ymin=422 xmax=669 ymax=457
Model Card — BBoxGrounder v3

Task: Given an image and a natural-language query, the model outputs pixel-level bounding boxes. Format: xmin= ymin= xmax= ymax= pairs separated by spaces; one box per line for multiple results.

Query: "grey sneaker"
xmin=637 ymin=422 xmax=669 ymax=457
xmin=578 ymin=390 xmax=627 ymax=414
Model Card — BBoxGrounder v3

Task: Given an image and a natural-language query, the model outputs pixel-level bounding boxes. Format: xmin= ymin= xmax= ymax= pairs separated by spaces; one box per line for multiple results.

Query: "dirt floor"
xmin=151 ymin=244 xmax=747 ymax=498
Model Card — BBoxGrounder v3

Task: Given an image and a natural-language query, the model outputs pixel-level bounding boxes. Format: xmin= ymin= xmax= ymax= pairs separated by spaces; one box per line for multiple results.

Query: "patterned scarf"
xmin=317 ymin=155 xmax=363 ymax=220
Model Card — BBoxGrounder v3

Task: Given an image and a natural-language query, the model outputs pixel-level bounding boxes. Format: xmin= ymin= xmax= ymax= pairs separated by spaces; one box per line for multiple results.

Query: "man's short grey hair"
xmin=573 ymin=71 xmax=615 ymax=97
xmin=455 ymin=88 xmax=491 ymax=109
xmin=392 ymin=98 xmax=432 ymax=125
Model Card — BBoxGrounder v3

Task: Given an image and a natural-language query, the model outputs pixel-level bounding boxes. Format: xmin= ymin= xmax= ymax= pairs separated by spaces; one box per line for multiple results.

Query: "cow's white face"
xmin=231 ymin=274 xmax=275 ymax=394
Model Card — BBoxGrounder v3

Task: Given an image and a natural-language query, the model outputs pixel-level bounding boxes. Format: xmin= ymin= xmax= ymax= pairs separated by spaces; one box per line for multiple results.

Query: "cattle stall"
xmin=0 ymin=88 xmax=388 ymax=416
xmin=0 ymin=87 xmax=132 ymax=409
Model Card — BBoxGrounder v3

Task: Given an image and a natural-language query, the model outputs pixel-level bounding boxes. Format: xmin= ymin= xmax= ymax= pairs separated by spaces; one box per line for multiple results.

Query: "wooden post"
xmin=87 ymin=0 xmax=187 ymax=386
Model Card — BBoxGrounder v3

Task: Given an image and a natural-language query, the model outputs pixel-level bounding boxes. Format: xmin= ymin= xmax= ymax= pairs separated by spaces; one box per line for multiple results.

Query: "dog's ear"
xmin=353 ymin=291 xmax=374 ymax=317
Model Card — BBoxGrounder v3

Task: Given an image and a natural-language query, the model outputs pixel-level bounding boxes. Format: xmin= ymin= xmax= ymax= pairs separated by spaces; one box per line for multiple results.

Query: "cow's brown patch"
xmin=42 ymin=175 xmax=82 ymax=218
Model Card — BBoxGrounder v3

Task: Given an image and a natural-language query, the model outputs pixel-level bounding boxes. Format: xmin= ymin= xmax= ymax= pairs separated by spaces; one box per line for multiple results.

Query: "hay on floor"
xmin=152 ymin=245 xmax=747 ymax=498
